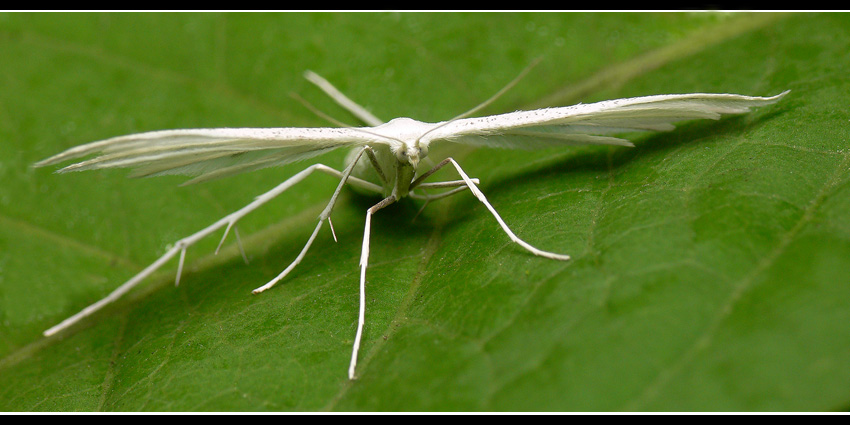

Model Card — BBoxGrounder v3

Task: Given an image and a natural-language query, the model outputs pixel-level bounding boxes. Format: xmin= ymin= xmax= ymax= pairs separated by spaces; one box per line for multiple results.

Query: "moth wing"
xmin=34 ymin=127 xmax=386 ymax=185
xmin=423 ymin=91 xmax=789 ymax=150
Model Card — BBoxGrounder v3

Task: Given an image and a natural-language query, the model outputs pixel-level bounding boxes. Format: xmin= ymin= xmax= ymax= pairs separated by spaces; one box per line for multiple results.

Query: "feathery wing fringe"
xmin=426 ymin=92 xmax=789 ymax=149
xmin=34 ymin=127 xmax=382 ymax=184
xmin=35 ymin=92 xmax=788 ymax=183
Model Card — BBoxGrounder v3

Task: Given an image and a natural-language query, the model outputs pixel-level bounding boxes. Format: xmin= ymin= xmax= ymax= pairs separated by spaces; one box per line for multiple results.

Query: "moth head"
xmin=396 ymin=143 xmax=429 ymax=169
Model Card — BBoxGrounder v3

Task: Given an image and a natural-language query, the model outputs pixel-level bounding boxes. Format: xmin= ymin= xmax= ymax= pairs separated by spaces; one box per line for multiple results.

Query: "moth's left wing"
xmin=35 ymin=127 xmax=389 ymax=185
xmin=422 ymin=92 xmax=789 ymax=150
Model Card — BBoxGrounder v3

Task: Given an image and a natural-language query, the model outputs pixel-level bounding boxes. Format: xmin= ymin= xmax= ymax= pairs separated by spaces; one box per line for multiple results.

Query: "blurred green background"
xmin=1 ymin=12 xmax=848 ymax=411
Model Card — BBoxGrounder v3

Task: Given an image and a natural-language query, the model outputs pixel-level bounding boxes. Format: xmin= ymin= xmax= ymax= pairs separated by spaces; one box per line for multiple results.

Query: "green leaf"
xmin=2 ymin=12 xmax=849 ymax=411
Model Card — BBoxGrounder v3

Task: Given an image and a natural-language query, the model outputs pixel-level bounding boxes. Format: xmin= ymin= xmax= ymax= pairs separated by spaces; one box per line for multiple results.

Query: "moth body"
xmin=345 ymin=117 xmax=435 ymax=198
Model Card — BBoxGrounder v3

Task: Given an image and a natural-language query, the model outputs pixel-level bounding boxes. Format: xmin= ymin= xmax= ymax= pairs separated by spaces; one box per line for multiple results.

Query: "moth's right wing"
xmin=422 ymin=91 xmax=789 ymax=150
xmin=34 ymin=127 xmax=390 ymax=185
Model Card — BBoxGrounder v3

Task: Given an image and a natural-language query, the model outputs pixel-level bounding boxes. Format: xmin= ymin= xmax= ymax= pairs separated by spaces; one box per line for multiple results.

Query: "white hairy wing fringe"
xmin=428 ymin=92 xmax=789 ymax=149
xmin=35 ymin=92 xmax=788 ymax=182
xmin=35 ymin=127 xmax=380 ymax=184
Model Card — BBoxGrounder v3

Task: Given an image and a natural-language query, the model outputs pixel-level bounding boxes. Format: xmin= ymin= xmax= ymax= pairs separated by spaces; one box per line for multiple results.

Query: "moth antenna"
xmin=414 ymin=56 xmax=544 ymax=148
xmin=303 ymin=70 xmax=384 ymax=126
xmin=289 ymin=92 xmax=407 ymax=147
xmin=289 ymin=92 xmax=356 ymax=129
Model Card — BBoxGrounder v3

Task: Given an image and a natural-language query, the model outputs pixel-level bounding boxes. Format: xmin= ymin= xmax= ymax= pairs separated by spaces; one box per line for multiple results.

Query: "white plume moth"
xmin=34 ymin=62 xmax=788 ymax=380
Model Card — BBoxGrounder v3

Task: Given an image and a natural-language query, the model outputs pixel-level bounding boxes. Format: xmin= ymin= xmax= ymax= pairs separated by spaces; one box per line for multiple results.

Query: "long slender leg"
xmin=412 ymin=156 xmax=570 ymax=261
xmin=415 ymin=178 xmax=481 ymax=190
xmin=409 ymin=157 xmax=455 ymax=190
xmin=349 ymin=195 xmax=397 ymax=380
xmin=446 ymin=158 xmax=571 ymax=261
xmin=43 ymin=162 xmax=382 ymax=337
xmin=408 ymin=157 xmax=481 ymax=202
xmin=253 ymin=146 xmax=381 ymax=294
xmin=408 ymin=180 xmax=480 ymax=224
xmin=409 ymin=184 xmax=473 ymax=202
xmin=407 ymin=179 xmax=482 ymax=220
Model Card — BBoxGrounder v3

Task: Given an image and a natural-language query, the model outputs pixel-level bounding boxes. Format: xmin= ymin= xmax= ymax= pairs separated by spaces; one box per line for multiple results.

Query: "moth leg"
xmin=446 ymin=158 xmax=572 ymax=262
xmin=407 ymin=179 xmax=482 ymax=223
xmin=409 ymin=179 xmax=481 ymax=198
xmin=349 ymin=194 xmax=397 ymax=380
xmin=407 ymin=157 xmax=482 ymax=221
xmin=303 ymin=70 xmax=384 ymax=127
xmin=407 ymin=157 xmax=482 ymax=220
xmin=253 ymin=146 xmax=382 ymax=294
xmin=409 ymin=157 xmax=455 ymax=190
xmin=43 ymin=161 xmax=382 ymax=337
xmin=409 ymin=157 xmax=481 ymax=198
